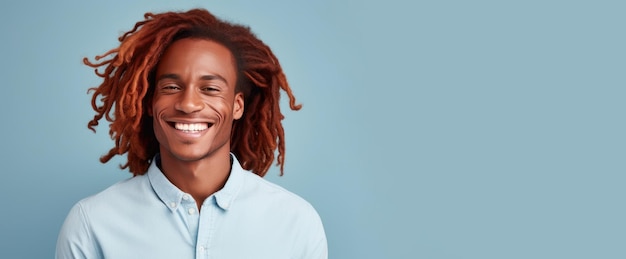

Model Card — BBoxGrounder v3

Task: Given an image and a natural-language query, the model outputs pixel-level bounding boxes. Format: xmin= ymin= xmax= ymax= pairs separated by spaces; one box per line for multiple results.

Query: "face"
xmin=149 ymin=38 xmax=244 ymax=162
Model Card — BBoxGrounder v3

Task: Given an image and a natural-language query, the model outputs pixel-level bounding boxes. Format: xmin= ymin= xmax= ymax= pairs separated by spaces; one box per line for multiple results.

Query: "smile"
xmin=173 ymin=122 xmax=211 ymax=132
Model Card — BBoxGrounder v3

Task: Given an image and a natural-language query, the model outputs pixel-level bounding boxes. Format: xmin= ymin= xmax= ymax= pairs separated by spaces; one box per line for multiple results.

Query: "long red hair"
xmin=85 ymin=9 xmax=300 ymax=176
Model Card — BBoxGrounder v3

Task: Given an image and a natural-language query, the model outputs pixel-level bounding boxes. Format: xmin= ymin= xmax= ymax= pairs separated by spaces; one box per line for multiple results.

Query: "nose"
xmin=175 ymin=88 xmax=203 ymax=113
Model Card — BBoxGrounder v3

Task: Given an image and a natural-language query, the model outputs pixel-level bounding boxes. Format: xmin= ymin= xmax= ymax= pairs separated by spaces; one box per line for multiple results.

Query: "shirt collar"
xmin=214 ymin=154 xmax=244 ymax=210
xmin=148 ymin=153 xmax=245 ymax=212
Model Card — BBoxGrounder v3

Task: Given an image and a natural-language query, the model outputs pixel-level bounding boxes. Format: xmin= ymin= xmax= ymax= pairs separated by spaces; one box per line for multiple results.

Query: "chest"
xmin=91 ymin=205 xmax=298 ymax=259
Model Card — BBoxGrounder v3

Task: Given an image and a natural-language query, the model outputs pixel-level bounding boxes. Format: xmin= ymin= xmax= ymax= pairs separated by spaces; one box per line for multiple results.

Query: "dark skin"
xmin=148 ymin=38 xmax=244 ymax=210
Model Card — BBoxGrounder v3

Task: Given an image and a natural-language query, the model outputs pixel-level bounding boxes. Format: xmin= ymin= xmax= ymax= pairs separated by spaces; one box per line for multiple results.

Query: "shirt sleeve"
xmin=55 ymin=202 xmax=100 ymax=259
xmin=308 ymin=231 xmax=328 ymax=259
xmin=300 ymin=205 xmax=328 ymax=259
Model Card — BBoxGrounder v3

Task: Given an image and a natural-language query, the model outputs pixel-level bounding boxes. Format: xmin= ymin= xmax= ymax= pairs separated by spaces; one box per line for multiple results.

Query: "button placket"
xmin=180 ymin=194 xmax=200 ymax=243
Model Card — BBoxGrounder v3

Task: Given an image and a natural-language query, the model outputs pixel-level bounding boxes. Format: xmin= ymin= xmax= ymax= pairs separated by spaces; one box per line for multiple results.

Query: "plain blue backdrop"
xmin=1 ymin=0 xmax=624 ymax=258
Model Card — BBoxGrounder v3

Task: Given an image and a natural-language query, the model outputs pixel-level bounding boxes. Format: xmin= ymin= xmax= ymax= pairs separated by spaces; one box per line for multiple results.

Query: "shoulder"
xmin=239 ymin=172 xmax=317 ymax=211
xmin=57 ymin=175 xmax=153 ymax=242
xmin=73 ymin=175 xmax=150 ymax=212
xmin=56 ymin=176 xmax=146 ymax=258
xmin=229 ymin=155 xmax=315 ymax=211
xmin=238 ymin=172 xmax=328 ymax=258
xmin=235 ymin=171 xmax=325 ymax=236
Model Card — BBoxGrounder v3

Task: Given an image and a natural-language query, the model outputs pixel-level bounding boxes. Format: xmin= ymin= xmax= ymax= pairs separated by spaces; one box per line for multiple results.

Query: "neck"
xmin=158 ymin=149 xmax=232 ymax=210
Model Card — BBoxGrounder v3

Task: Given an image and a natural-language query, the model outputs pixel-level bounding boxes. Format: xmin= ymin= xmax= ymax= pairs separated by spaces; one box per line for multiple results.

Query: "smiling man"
xmin=56 ymin=9 xmax=327 ymax=259
xmin=151 ymin=39 xmax=243 ymax=209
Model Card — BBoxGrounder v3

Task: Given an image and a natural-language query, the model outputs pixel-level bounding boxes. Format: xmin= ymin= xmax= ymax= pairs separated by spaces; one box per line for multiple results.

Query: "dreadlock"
xmin=85 ymin=8 xmax=301 ymax=177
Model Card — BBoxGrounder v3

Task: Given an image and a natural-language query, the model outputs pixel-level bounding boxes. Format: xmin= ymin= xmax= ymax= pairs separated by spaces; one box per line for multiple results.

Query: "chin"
xmin=171 ymin=151 xmax=211 ymax=162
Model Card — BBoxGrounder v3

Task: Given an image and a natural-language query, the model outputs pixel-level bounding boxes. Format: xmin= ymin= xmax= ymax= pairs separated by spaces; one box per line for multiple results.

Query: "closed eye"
xmin=159 ymin=84 xmax=181 ymax=94
xmin=163 ymin=85 xmax=180 ymax=90
xmin=201 ymin=86 xmax=220 ymax=92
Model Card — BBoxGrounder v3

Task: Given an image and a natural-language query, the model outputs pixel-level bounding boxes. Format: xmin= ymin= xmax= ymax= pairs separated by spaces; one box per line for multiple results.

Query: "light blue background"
xmin=1 ymin=0 xmax=624 ymax=258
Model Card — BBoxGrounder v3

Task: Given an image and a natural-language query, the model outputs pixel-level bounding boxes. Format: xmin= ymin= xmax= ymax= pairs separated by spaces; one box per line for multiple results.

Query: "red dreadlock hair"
xmin=85 ymin=8 xmax=301 ymax=177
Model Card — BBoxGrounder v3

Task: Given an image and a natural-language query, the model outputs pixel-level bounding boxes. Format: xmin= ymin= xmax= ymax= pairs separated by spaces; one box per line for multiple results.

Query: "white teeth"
xmin=174 ymin=123 xmax=209 ymax=132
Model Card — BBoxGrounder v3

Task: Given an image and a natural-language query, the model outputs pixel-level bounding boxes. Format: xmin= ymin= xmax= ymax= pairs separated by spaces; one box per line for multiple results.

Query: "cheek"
xmin=205 ymin=98 xmax=233 ymax=119
xmin=151 ymin=98 xmax=168 ymax=116
xmin=151 ymin=103 xmax=169 ymax=129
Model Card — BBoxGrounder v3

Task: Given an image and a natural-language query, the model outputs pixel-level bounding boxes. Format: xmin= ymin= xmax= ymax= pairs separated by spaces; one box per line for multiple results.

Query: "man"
xmin=56 ymin=8 xmax=327 ymax=259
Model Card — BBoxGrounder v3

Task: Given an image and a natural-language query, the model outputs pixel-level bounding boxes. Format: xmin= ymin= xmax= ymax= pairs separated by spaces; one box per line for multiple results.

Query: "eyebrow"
xmin=157 ymin=73 xmax=229 ymax=85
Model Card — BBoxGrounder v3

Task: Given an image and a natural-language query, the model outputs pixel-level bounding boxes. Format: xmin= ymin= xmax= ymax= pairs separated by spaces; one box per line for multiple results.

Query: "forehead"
xmin=156 ymin=38 xmax=237 ymax=84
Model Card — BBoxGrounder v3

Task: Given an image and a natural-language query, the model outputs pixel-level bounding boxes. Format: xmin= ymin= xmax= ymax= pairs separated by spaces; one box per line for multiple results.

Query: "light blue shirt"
xmin=56 ymin=154 xmax=327 ymax=259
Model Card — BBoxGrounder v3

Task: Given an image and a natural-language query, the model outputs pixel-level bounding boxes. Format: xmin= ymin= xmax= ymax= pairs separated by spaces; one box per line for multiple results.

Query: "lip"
xmin=174 ymin=128 xmax=206 ymax=138
xmin=166 ymin=117 xmax=214 ymax=124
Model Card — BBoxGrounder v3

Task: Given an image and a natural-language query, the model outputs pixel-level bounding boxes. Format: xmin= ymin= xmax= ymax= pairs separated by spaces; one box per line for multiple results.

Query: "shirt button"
xmin=182 ymin=194 xmax=190 ymax=201
xmin=198 ymin=246 xmax=206 ymax=253
xmin=169 ymin=202 xmax=177 ymax=208
xmin=188 ymin=207 xmax=196 ymax=215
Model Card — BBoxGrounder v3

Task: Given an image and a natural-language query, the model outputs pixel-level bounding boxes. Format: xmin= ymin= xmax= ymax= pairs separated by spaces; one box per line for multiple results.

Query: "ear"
xmin=233 ymin=92 xmax=244 ymax=120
